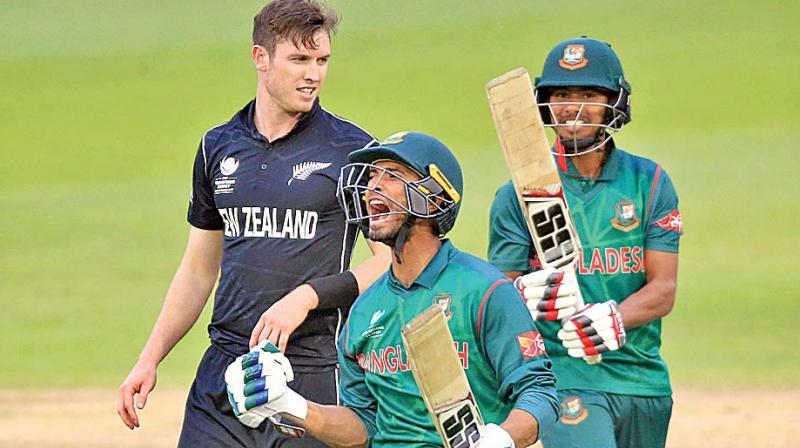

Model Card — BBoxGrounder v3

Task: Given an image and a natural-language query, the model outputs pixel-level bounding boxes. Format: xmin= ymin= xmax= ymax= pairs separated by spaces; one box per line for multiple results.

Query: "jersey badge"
xmin=560 ymin=396 xmax=589 ymax=425
xmin=559 ymin=44 xmax=589 ymax=70
xmin=653 ymin=209 xmax=684 ymax=234
xmin=517 ymin=331 xmax=546 ymax=359
xmin=220 ymin=156 xmax=239 ymax=176
xmin=611 ymin=199 xmax=641 ymax=232
xmin=215 ymin=157 xmax=238 ymax=194
xmin=432 ymin=293 xmax=454 ymax=319
xmin=362 ymin=310 xmax=386 ymax=338
xmin=288 ymin=161 xmax=332 ymax=185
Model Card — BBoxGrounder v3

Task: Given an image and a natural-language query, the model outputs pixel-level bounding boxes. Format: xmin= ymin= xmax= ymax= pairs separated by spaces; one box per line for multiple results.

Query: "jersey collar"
xmin=388 ymin=239 xmax=454 ymax=291
xmin=237 ymin=98 xmax=322 ymax=143
xmin=563 ymin=138 xmax=621 ymax=181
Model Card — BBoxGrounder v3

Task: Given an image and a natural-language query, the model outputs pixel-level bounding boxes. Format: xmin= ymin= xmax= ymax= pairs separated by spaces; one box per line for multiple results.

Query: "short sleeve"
xmin=645 ymin=168 xmax=683 ymax=253
xmin=337 ymin=324 xmax=378 ymax=440
xmin=187 ymin=139 xmax=224 ymax=230
xmin=488 ymin=182 xmax=533 ymax=273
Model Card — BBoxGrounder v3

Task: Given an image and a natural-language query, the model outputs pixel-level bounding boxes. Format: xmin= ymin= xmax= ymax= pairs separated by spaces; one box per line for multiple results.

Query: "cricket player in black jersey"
xmin=116 ymin=1 xmax=391 ymax=446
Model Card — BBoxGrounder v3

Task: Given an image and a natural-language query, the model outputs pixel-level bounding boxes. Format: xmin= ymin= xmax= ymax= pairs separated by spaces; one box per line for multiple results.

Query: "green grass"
xmin=1 ymin=0 xmax=797 ymax=389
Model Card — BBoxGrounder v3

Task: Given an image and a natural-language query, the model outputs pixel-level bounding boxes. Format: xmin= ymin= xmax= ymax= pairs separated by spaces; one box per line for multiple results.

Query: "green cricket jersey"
xmin=488 ymin=146 xmax=683 ymax=397
xmin=338 ymin=240 xmax=559 ymax=447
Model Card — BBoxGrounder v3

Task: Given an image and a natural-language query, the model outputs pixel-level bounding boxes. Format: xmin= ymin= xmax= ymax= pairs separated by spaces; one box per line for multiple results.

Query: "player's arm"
xmin=117 ymin=226 xmax=222 ymax=429
xmin=481 ymin=281 xmax=559 ymax=445
xmin=616 ymin=250 xmax=677 ymax=328
xmin=249 ymin=240 xmax=391 ymax=350
xmin=228 ymin=331 xmax=375 ymax=447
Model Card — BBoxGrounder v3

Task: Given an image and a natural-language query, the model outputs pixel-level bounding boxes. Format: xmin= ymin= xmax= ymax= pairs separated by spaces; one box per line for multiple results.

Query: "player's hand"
xmin=558 ymin=300 xmax=626 ymax=358
xmin=225 ymin=341 xmax=308 ymax=428
xmin=117 ymin=361 xmax=157 ymax=430
xmin=249 ymin=284 xmax=318 ymax=351
xmin=514 ymin=268 xmax=580 ymax=321
xmin=477 ymin=423 xmax=515 ymax=448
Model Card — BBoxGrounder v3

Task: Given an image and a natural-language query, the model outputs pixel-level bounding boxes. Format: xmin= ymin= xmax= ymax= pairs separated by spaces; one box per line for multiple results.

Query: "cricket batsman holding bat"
xmin=488 ymin=37 xmax=683 ymax=448
xmin=225 ymin=132 xmax=559 ymax=447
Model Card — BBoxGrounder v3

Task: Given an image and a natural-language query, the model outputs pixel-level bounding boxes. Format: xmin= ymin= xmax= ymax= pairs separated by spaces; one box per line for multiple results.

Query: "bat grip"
xmin=562 ymin=267 xmax=602 ymax=365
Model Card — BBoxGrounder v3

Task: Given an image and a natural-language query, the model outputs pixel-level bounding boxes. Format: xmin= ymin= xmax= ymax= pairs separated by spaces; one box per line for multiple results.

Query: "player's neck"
xmin=390 ymin=230 xmax=442 ymax=287
xmin=254 ymin=89 xmax=303 ymax=142
xmin=571 ymin=147 xmax=606 ymax=178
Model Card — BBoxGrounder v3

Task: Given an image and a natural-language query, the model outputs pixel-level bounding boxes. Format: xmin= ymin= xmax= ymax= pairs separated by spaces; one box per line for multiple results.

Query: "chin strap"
xmin=391 ymin=217 xmax=416 ymax=264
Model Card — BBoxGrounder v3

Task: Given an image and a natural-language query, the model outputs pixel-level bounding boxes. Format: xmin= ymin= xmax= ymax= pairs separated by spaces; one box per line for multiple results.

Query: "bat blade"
xmin=401 ymin=304 xmax=484 ymax=448
xmin=486 ymin=67 xmax=601 ymax=364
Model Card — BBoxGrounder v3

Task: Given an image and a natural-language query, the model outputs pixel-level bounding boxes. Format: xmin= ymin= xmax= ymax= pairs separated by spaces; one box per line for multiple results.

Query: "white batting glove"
xmin=514 ymin=268 xmax=580 ymax=321
xmin=558 ymin=301 xmax=626 ymax=358
xmin=225 ymin=341 xmax=308 ymax=429
xmin=477 ymin=423 xmax=514 ymax=448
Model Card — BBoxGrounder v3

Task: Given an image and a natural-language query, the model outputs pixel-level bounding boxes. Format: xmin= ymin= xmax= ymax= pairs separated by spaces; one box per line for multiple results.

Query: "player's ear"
xmin=253 ymin=45 xmax=269 ymax=72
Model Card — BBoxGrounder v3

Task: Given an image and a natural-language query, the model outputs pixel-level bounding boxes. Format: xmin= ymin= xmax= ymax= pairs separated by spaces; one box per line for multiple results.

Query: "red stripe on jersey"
xmin=477 ymin=278 xmax=512 ymax=336
xmin=555 ymin=138 xmax=568 ymax=173
xmin=646 ymin=165 xmax=663 ymax=223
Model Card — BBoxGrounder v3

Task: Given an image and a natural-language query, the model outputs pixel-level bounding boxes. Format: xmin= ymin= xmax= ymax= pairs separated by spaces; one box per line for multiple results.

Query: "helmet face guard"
xmin=536 ymin=88 xmax=630 ymax=156
xmin=337 ymin=162 xmax=460 ymax=237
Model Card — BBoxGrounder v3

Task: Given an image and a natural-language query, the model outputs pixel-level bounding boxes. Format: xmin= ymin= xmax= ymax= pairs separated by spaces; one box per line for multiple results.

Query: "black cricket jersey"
xmin=188 ymin=99 xmax=375 ymax=369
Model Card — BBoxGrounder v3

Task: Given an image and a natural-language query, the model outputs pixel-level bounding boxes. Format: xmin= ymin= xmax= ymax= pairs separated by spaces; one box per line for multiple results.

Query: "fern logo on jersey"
xmin=288 ymin=161 xmax=332 ymax=185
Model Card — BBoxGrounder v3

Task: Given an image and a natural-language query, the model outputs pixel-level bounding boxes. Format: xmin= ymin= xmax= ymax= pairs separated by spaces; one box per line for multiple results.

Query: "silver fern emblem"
xmin=288 ymin=161 xmax=332 ymax=185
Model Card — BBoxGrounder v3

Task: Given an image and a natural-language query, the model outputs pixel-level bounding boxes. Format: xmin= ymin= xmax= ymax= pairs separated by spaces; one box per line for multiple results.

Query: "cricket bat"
xmin=485 ymin=67 xmax=601 ymax=364
xmin=401 ymin=304 xmax=484 ymax=448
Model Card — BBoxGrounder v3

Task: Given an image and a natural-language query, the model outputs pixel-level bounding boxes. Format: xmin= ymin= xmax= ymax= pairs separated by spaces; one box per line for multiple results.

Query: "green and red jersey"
xmin=488 ymin=146 xmax=683 ymax=397
xmin=338 ymin=240 xmax=558 ymax=447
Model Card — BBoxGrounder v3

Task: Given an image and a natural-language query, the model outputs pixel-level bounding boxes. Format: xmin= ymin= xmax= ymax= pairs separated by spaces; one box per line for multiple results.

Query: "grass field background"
xmin=1 ymin=0 xmax=797 ymax=391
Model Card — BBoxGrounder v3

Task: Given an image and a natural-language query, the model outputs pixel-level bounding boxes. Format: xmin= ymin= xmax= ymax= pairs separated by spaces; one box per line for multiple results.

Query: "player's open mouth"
xmin=368 ymin=199 xmax=391 ymax=221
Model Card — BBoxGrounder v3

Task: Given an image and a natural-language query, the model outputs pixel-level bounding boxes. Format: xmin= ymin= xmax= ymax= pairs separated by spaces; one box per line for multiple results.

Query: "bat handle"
xmin=562 ymin=267 xmax=602 ymax=365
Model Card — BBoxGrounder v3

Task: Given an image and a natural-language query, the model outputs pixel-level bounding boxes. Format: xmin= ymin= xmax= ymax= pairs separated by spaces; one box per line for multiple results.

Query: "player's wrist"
xmin=305 ymin=271 xmax=360 ymax=310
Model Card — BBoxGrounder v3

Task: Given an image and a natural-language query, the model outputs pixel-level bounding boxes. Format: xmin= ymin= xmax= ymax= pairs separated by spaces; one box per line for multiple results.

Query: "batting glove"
xmin=478 ymin=423 xmax=515 ymax=448
xmin=514 ymin=268 xmax=581 ymax=321
xmin=225 ymin=341 xmax=308 ymax=429
xmin=558 ymin=300 xmax=626 ymax=358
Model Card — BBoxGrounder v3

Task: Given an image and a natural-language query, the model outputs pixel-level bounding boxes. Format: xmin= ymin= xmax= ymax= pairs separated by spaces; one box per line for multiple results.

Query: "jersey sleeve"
xmin=187 ymin=139 xmax=224 ymax=230
xmin=479 ymin=280 xmax=559 ymax=428
xmin=645 ymin=168 xmax=683 ymax=253
xmin=488 ymin=183 xmax=533 ymax=273
xmin=337 ymin=323 xmax=378 ymax=440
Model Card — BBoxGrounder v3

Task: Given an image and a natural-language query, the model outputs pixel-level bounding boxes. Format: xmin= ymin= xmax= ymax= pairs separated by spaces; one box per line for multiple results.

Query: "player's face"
xmin=548 ymin=87 xmax=610 ymax=143
xmin=363 ymin=161 xmax=421 ymax=242
xmin=259 ymin=32 xmax=331 ymax=115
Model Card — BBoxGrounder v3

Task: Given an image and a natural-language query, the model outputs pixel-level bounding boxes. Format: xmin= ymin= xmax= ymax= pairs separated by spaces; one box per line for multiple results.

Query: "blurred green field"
xmin=1 ymin=1 xmax=797 ymax=390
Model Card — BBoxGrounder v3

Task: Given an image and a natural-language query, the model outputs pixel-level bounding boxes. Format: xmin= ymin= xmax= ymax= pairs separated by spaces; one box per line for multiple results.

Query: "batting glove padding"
xmin=515 ymin=268 xmax=581 ymax=321
xmin=558 ymin=301 xmax=626 ymax=358
xmin=479 ymin=423 xmax=515 ymax=448
xmin=225 ymin=341 xmax=308 ymax=428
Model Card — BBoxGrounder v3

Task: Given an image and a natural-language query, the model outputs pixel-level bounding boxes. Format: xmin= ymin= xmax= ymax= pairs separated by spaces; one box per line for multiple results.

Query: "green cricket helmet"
xmin=535 ymin=37 xmax=632 ymax=134
xmin=337 ymin=131 xmax=463 ymax=237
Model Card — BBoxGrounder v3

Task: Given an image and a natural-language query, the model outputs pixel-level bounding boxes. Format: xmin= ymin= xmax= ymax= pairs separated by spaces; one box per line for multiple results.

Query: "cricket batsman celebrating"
xmin=225 ymin=132 xmax=559 ymax=447
xmin=488 ymin=37 xmax=683 ymax=447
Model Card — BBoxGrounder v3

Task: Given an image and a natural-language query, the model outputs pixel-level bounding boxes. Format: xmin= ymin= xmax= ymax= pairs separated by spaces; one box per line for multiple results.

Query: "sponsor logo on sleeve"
xmin=517 ymin=331 xmax=546 ymax=359
xmin=653 ymin=209 xmax=683 ymax=234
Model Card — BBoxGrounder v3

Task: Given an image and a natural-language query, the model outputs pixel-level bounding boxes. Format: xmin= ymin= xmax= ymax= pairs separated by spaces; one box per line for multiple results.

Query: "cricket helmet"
xmin=535 ymin=37 xmax=632 ymax=154
xmin=337 ymin=131 xmax=463 ymax=237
